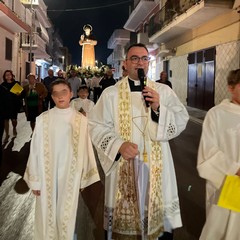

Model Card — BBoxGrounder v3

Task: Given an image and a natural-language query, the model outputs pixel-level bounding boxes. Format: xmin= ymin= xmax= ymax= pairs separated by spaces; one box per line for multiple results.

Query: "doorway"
xmin=187 ymin=47 xmax=215 ymax=111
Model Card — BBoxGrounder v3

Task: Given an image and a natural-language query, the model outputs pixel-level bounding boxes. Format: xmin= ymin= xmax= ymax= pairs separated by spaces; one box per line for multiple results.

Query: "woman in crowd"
xmin=23 ymin=73 xmax=47 ymax=131
xmin=1 ymin=70 xmax=24 ymax=142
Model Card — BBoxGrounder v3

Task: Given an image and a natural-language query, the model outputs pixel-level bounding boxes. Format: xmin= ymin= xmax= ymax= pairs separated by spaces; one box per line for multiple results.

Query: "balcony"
xmin=149 ymin=0 xmax=234 ymax=43
xmin=21 ymin=0 xmax=51 ymax=28
xmin=114 ymin=44 xmax=126 ymax=60
xmin=0 ymin=0 xmax=31 ymax=32
xmin=107 ymin=52 xmax=114 ymax=65
xmin=35 ymin=3 xmax=51 ymax=28
xmin=20 ymin=0 xmax=39 ymax=5
xmin=21 ymin=32 xmax=50 ymax=59
xmin=124 ymin=0 xmax=158 ymax=31
xmin=137 ymin=32 xmax=159 ymax=52
xmin=108 ymin=29 xmax=130 ymax=49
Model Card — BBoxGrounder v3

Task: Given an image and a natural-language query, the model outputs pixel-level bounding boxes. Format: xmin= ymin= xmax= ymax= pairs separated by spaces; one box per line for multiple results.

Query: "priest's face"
xmin=124 ymin=46 xmax=149 ymax=80
xmin=51 ymin=83 xmax=73 ymax=109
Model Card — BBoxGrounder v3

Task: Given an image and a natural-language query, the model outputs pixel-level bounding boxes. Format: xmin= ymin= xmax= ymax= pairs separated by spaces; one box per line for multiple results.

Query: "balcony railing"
xmin=148 ymin=0 xmax=201 ymax=37
xmin=21 ymin=32 xmax=46 ymax=51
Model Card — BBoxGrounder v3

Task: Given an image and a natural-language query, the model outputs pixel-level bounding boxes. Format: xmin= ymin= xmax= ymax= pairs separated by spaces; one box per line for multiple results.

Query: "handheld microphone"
xmin=137 ymin=68 xmax=149 ymax=107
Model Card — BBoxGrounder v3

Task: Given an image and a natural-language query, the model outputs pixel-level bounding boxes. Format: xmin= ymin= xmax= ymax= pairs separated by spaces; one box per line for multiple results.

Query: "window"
xmin=5 ymin=38 xmax=12 ymax=61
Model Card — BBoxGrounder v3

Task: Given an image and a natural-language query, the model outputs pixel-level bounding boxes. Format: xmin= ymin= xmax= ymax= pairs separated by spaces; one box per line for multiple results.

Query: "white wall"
xmin=169 ymin=55 xmax=188 ymax=105
xmin=0 ymin=28 xmax=14 ymax=82
xmin=215 ymin=40 xmax=240 ymax=105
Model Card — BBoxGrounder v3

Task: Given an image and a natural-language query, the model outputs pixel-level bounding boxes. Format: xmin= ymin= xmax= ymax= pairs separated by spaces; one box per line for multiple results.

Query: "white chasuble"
xmin=88 ymin=77 xmax=189 ymax=239
xmin=24 ymin=107 xmax=100 ymax=240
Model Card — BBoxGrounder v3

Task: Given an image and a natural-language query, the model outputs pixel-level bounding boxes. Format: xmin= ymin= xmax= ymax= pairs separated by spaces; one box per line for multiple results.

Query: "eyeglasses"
xmin=126 ymin=55 xmax=150 ymax=64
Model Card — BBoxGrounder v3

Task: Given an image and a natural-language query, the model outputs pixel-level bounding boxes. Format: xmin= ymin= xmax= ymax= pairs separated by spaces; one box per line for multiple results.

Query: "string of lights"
xmin=47 ymin=0 xmax=132 ymax=12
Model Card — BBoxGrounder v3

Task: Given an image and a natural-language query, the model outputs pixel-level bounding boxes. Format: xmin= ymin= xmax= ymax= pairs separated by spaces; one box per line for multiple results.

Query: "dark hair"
xmin=3 ymin=70 xmax=14 ymax=82
xmin=50 ymin=79 xmax=71 ymax=93
xmin=227 ymin=69 xmax=240 ymax=87
xmin=125 ymin=43 xmax=149 ymax=59
xmin=78 ymin=85 xmax=89 ymax=92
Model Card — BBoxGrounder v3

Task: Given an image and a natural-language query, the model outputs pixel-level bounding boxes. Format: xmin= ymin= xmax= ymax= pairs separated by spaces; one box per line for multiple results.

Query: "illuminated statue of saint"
xmin=79 ymin=24 xmax=97 ymax=68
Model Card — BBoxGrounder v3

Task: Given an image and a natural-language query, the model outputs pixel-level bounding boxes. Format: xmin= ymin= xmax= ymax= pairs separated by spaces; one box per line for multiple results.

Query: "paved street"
xmin=170 ymin=119 xmax=205 ymax=240
xmin=0 ymin=109 xmax=206 ymax=240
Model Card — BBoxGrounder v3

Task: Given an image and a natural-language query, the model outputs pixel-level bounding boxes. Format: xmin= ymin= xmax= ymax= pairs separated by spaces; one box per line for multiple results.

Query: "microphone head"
xmin=137 ymin=68 xmax=145 ymax=88
xmin=137 ymin=68 xmax=149 ymax=107
xmin=137 ymin=68 xmax=145 ymax=80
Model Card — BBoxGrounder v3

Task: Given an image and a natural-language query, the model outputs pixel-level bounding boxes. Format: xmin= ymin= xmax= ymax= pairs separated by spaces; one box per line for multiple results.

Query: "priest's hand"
xmin=142 ymin=86 xmax=160 ymax=111
xmin=32 ymin=190 xmax=41 ymax=196
xmin=119 ymin=142 xmax=138 ymax=160
xmin=236 ymin=168 xmax=240 ymax=176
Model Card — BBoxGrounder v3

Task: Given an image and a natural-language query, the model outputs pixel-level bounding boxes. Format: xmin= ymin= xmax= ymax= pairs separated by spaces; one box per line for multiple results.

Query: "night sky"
xmin=43 ymin=0 xmax=131 ymax=65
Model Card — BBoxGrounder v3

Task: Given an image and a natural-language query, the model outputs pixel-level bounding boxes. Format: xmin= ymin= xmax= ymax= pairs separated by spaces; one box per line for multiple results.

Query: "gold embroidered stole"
xmin=113 ymin=78 xmax=164 ymax=239
xmin=43 ymin=111 xmax=81 ymax=239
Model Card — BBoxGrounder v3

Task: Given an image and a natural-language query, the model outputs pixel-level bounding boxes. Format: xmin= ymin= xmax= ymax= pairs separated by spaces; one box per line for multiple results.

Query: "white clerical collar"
xmin=128 ymin=78 xmax=140 ymax=86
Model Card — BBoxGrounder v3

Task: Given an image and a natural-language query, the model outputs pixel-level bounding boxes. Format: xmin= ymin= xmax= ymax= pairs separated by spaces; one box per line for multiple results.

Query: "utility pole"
xmin=62 ymin=56 xmax=65 ymax=71
xmin=29 ymin=0 xmax=33 ymax=73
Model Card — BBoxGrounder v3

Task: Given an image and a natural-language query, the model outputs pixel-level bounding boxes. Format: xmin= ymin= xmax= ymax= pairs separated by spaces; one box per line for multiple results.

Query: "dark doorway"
xmin=187 ymin=47 xmax=215 ymax=111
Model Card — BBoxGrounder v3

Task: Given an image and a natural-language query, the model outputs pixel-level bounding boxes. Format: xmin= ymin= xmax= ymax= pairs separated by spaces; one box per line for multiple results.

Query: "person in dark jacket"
xmin=156 ymin=71 xmax=172 ymax=88
xmin=99 ymin=69 xmax=116 ymax=93
xmin=42 ymin=69 xmax=57 ymax=110
xmin=1 ymin=70 xmax=24 ymax=143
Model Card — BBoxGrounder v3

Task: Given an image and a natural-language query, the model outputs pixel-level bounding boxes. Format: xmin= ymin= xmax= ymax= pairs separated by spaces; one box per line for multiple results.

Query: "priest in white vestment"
xmin=88 ymin=43 xmax=189 ymax=240
xmin=24 ymin=79 xmax=100 ymax=240
xmin=197 ymin=69 xmax=240 ymax=240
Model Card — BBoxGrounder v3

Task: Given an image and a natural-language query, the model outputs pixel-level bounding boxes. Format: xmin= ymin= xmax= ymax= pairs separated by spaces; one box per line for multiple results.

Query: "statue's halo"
xmin=83 ymin=24 xmax=93 ymax=32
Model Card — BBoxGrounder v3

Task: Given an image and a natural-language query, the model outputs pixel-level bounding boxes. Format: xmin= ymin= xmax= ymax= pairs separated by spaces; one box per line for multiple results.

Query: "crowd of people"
xmin=0 ymin=42 xmax=239 ymax=240
xmin=0 ymin=66 xmax=118 ymax=142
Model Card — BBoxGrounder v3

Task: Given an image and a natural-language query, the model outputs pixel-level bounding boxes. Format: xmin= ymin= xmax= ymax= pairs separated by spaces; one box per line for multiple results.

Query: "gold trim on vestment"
xmin=112 ymin=78 xmax=164 ymax=238
xmin=43 ymin=111 xmax=81 ymax=239
xmin=61 ymin=112 xmax=80 ymax=239
xmin=82 ymin=167 xmax=98 ymax=181
xmin=43 ymin=112 xmax=55 ymax=239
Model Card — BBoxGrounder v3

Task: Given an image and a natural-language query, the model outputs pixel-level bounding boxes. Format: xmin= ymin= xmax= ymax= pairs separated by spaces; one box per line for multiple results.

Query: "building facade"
xmin=0 ymin=0 xmax=69 ymax=83
xmin=108 ymin=0 xmax=240 ymax=110
xmin=0 ymin=0 xmax=31 ymax=81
